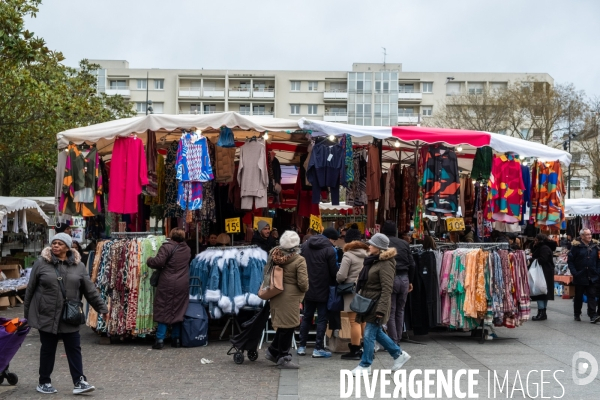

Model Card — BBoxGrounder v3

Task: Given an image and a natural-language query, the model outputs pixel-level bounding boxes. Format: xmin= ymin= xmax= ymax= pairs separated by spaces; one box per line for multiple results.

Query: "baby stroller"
xmin=0 ymin=317 xmax=31 ymax=386
xmin=227 ymin=302 xmax=270 ymax=364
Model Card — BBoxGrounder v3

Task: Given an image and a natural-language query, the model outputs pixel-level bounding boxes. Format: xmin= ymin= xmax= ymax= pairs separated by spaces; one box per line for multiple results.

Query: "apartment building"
xmin=91 ymin=60 xmax=553 ymax=126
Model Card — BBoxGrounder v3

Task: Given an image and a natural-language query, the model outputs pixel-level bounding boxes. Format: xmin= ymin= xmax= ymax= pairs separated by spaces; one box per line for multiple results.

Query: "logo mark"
xmin=572 ymin=351 xmax=598 ymax=386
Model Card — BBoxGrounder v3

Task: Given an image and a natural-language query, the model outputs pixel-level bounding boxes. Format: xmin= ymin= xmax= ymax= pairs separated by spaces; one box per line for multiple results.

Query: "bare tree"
xmin=576 ymin=97 xmax=600 ymax=196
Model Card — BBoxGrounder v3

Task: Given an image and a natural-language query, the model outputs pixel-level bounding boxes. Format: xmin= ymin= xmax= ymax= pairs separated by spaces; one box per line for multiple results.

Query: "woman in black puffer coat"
xmin=530 ymin=234 xmax=556 ymax=321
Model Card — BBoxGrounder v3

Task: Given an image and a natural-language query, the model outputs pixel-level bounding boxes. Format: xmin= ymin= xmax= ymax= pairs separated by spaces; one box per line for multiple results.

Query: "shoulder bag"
xmin=54 ymin=267 xmax=85 ymax=326
xmin=257 ymin=262 xmax=284 ymax=300
xmin=349 ymin=291 xmax=380 ymax=315
xmin=150 ymin=243 xmax=180 ymax=287
xmin=336 ymin=282 xmax=355 ymax=295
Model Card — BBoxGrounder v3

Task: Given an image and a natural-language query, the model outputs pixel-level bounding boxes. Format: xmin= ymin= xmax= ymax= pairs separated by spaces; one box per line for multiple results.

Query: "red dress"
xmin=108 ymin=137 xmax=149 ymax=214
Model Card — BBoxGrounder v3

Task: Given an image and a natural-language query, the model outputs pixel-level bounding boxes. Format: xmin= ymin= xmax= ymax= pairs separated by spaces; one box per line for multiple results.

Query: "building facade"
xmin=91 ymin=60 xmax=553 ymax=126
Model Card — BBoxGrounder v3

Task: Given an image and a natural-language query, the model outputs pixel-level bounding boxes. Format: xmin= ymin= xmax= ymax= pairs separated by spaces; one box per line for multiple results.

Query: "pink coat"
xmin=108 ymin=137 xmax=148 ymax=214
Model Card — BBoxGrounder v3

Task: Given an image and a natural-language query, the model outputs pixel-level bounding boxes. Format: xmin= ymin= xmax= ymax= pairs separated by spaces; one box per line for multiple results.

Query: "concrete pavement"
xmin=1 ymin=297 xmax=599 ymax=399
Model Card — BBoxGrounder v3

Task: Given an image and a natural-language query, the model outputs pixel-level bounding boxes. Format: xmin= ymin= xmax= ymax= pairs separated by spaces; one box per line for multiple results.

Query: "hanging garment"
xmin=520 ymin=165 xmax=531 ymax=226
xmin=530 ymin=160 xmax=566 ymax=230
xmin=366 ymin=143 xmax=381 ymax=229
xmin=19 ymin=210 xmax=27 ymax=237
xmin=197 ymin=140 xmax=217 ymax=222
xmin=176 ymin=133 xmax=214 ymax=211
xmin=421 ymin=145 xmax=460 ymax=216
xmin=164 ymin=141 xmax=183 ymax=218
xmin=485 ymin=154 xmax=525 ymax=224
xmin=217 ymin=127 xmax=236 ymax=147
xmin=463 ymin=174 xmax=475 ymax=225
xmin=61 ymin=145 xmax=103 ymax=217
xmin=343 ymin=134 xmax=354 ymax=185
xmin=471 ymin=146 xmax=493 ymax=181
xmin=108 ymin=138 xmax=148 ymax=214
xmin=55 ymin=151 xmax=68 ymax=211
xmin=214 ymin=146 xmax=236 ymax=183
xmin=307 ymin=140 xmax=345 ymax=205
xmin=346 ymin=149 xmax=367 ymax=206
xmin=238 ymin=139 xmax=268 ymax=209
xmin=143 ymin=130 xmax=158 ymax=197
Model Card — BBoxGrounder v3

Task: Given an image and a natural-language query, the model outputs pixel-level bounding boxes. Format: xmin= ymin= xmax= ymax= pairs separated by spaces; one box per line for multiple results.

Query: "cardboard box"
xmin=563 ymin=285 xmax=576 ymax=298
xmin=0 ymin=265 xmax=21 ymax=279
xmin=0 ymin=296 xmax=9 ymax=310
xmin=326 ymin=335 xmax=351 ymax=353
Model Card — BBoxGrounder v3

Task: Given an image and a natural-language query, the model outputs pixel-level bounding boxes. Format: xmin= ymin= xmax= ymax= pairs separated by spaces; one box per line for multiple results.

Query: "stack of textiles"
xmin=189 ymin=247 xmax=267 ymax=319
xmin=439 ymin=248 xmax=530 ymax=330
xmin=87 ymin=236 xmax=166 ymax=337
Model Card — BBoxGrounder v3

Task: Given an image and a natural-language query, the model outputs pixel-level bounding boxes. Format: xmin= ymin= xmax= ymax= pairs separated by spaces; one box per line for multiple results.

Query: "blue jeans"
xmin=299 ymin=300 xmax=328 ymax=350
xmin=537 ymin=300 xmax=548 ymax=310
xmin=156 ymin=322 xmax=182 ymax=340
xmin=360 ymin=322 xmax=401 ymax=367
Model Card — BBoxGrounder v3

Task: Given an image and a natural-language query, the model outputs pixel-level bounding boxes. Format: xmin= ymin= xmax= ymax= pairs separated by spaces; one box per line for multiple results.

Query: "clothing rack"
xmin=204 ymin=245 xmax=258 ymax=250
xmin=110 ymin=231 xmax=154 ymax=238
xmin=455 ymin=242 xmax=510 ymax=250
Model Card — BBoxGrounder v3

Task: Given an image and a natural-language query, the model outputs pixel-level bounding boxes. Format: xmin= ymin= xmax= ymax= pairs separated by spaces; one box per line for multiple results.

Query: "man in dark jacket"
xmin=381 ymin=221 xmax=414 ymax=343
xmin=297 ymin=231 xmax=338 ymax=358
xmin=251 ymin=220 xmax=276 ymax=253
xmin=568 ymin=229 xmax=600 ymax=322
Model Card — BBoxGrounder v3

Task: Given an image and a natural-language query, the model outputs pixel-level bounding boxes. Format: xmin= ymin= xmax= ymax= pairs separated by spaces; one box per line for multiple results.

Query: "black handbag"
xmin=349 ymin=292 xmax=379 ymax=315
xmin=54 ymin=267 xmax=85 ymax=326
xmin=150 ymin=243 xmax=180 ymax=287
xmin=336 ymin=282 xmax=355 ymax=295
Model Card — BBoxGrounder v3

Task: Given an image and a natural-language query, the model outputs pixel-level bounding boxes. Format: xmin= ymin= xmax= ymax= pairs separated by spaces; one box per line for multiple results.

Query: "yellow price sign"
xmin=309 ymin=214 xmax=322 ymax=233
xmin=446 ymin=217 xmax=466 ymax=232
xmin=225 ymin=218 xmax=241 ymax=234
xmin=253 ymin=217 xmax=273 ymax=231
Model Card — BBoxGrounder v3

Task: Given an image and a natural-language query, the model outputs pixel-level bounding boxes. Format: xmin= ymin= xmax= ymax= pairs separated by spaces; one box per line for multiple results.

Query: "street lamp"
xmin=562 ymin=132 xmax=577 ymax=199
xmin=145 ymin=71 xmax=153 ymax=115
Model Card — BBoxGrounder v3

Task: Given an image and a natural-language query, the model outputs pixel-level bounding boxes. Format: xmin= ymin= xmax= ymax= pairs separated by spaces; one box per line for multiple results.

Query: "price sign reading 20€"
xmin=225 ymin=218 xmax=241 ymax=234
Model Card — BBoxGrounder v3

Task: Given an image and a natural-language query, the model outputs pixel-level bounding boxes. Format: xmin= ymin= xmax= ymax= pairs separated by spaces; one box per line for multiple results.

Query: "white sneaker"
xmin=73 ymin=377 xmax=95 ymax=395
xmin=351 ymin=365 xmax=372 ymax=376
xmin=392 ymin=351 xmax=411 ymax=372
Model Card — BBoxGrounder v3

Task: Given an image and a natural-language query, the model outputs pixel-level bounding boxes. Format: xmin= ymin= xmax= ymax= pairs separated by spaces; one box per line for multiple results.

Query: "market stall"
xmin=54 ymin=112 xmax=572 ymax=340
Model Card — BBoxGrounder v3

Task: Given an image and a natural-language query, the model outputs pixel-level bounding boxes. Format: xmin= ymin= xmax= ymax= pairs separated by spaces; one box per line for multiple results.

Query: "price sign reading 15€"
xmin=446 ymin=217 xmax=465 ymax=232
xmin=225 ymin=218 xmax=241 ymax=234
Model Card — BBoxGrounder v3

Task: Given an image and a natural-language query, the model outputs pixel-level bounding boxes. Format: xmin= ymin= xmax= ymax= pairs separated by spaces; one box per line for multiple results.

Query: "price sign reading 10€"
xmin=446 ymin=217 xmax=465 ymax=232
xmin=225 ymin=218 xmax=241 ymax=234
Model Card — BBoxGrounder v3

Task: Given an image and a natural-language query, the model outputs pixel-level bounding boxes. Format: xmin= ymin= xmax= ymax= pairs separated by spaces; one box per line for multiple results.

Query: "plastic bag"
xmin=528 ymin=260 xmax=548 ymax=296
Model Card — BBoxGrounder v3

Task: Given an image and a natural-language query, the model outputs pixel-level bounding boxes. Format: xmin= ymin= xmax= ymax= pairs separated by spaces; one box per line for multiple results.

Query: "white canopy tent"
xmin=0 ymin=197 xmax=51 ymax=225
xmin=565 ymin=199 xmax=600 ymax=217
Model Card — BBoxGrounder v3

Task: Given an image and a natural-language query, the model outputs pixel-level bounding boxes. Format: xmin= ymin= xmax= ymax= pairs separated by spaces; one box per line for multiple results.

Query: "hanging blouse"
xmin=421 ymin=144 xmax=460 ymax=216
xmin=164 ymin=141 xmax=182 ymax=218
xmin=176 ymin=133 xmax=214 ymax=211
xmin=529 ymin=160 xmax=566 ymax=229
xmin=61 ymin=145 xmax=103 ymax=217
xmin=108 ymin=137 xmax=148 ymax=214
xmin=485 ymin=154 xmax=524 ymax=223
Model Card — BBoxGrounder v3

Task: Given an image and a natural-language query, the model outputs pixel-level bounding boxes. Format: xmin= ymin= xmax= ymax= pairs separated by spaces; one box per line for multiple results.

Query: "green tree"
xmin=0 ymin=0 xmax=134 ymax=196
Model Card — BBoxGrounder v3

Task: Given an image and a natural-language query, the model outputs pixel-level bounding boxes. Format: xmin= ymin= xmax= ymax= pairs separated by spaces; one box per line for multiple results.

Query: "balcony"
xmin=252 ymin=88 xmax=275 ymax=98
xmin=324 ymin=91 xmax=348 ymax=100
xmin=250 ymin=111 xmax=274 ymax=118
xmin=179 ymin=87 xmax=201 ymax=97
xmin=203 ymin=89 xmax=225 ymax=97
xmin=229 ymin=88 xmax=251 ymax=98
xmin=397 ymin=113 xmax=419 ymax=124
xmin=398 ymin=90 xmax=422 ymax=101
xmin=324 ymin=112 xmax=348 ymax=123
xmin=105 ymin=88 xmax=130 ymax=96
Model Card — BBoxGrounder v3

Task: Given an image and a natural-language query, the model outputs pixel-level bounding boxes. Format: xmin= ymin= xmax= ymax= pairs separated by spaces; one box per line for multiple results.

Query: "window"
xmin=329 ymin=106 xmax=346 ymax=115
xmin=308 ymin=81 xmax=318 ymax=92
xmin=399 ymin=84 xmax=414 ymax=93
xmin=239 ymin=104 xmax=250 ymax=115
xmin=110 ymin=80 xmax=127 ymax=89
xmin=422 ymin=82 xmax=433 ymax=93
xmin=569 ymin=179 xmax=581 ymax=189
xmin=253 ymin=105 xmax=266 ymax=115
xmin=290 ymin=104 xmax=300 ymax=115
xmin=491 ymin=82 xmax=507 ymax=92
xmin=190 ymin=80 xmax=201 ymax=89
xmin=329 ymin=82 xmax=346 ymax=92
xmin=307 ymin=105 xmax=318 ymax=115
xmin=521 ymin=82 xmax=532 ymax=93
xmin=154 ymin=79 xmax=164 ymax=90
xmin=446 ymin=82 xmax=461 ymax=96
xmin=498 ymin=129 xmax=507 ymax=135
xmin=240 ymin=81 xmax=250 ymax=90
xmin=152 ymin=102 xmax=164 ymax=114
xmin=571 ymin=152 xmax=582 ymax=164
xmin=468 ymin=82 xmax=484 ymax=94
xmin=204 ymin=81 xmax=216 ymax=90
xmin=137 ymin=79 xmax=147 ymax=90
xmin=520 ymin=128 xmax=530 ymax=138
xmin=290 ymin=81 xmax=300 ymax=91
xmin=422 ymin=106 xmax=433 ymax=116
xmin=204 ymin=104 xmax=216 ymax=114
xmin=532 ymin=129 xmax=542 ymax=139
xmin=190 ymin=103 xmax=202 ymax=114
xmin=135 ymin=102 xmax=146 ymax=113
xmin=398 ymin=107 xmax=414 ymax=116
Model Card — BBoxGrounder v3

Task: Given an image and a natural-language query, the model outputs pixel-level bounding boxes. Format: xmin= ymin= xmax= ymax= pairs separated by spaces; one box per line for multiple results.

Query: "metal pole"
xmin=567 ymin=104 xmax=571 ymax=199
xmin=145 ymin=71 xmax=149 ymax=115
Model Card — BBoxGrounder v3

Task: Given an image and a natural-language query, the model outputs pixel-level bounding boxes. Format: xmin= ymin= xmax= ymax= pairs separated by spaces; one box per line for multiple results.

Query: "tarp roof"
xmin=565 ymin=199 xmax=600 ymax=217
xmin=0 ymin=197 xmax=51 ymax=225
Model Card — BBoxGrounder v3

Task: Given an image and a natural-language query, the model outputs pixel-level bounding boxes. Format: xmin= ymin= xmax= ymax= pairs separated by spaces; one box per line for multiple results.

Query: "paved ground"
xmin=2 ymin=297 xmax=600 ymax=399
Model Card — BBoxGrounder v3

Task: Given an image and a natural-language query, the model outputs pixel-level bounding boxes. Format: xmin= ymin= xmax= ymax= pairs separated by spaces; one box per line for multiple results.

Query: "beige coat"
xmin=269 ymin=253 xmax=309 ymax=329
xmin=355 ymin=248 xmax=397 ymax=325
xmin=336 ymin=241 xmax=369 ymax=312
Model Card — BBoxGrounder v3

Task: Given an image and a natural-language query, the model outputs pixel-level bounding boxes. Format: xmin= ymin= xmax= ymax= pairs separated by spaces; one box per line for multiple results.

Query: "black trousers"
xmin=328 ymin=310 xmax=341 ymax=331
xmin=39 ymin=330 xmax=85 ymax=385
xmin=268 ymin=328 xmax=295 ymax=361
xmin=574 ymin=285 xmax=598 ymax=319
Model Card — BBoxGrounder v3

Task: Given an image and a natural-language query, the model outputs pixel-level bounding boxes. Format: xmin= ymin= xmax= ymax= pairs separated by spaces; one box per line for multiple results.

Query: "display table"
xmin=554 ymin=275 xmax=573 ymax=285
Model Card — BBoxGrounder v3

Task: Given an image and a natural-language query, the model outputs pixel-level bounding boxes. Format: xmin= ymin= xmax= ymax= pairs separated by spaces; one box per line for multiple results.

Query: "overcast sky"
xmin=26 ymin=0 xmax=600 ymax=97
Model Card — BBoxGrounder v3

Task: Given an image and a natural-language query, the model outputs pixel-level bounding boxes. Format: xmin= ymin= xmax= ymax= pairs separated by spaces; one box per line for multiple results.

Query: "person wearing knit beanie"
xmin=50 ymin=233 xmax=72 ymax=249
xmin=279 ymin=231 xmax=301 ymax=250
xmin=345 ymin=229 xmax=362 ymax=243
